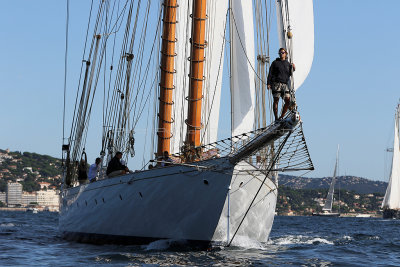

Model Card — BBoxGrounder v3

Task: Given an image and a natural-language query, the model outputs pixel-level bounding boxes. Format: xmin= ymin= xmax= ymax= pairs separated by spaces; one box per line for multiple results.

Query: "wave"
xmin=353 ymin=233 xmax=380 ymax=241
xmin=269 ymin=235 xmax=334 ymax=245
xmin=0 ymin=223 xmax=15 ymax=227
xmin=142 ymin=233 xmax=339 ymax=251
xmin=143 ymin=239 xmax=174 ymax=251
xmin=142 ymin=239 xmax=205 ymax=251
xmin=227 ymin=235 xmax=265 ymax=249
xmin=342 ymin=235 xmax=352 ymax=241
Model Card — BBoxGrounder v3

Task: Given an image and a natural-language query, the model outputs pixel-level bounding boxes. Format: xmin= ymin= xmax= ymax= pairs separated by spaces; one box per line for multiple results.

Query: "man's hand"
xmin=292 ymin=63 xmax=296 ymax=71
xmin=267 ymin=85 xmax=271 ymax=89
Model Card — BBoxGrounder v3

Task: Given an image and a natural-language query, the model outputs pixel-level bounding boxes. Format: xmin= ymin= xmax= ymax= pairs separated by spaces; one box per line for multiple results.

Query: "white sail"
xmin=323 ymin=146 xmax=339 ymax=212
xmin=382 ymin=105 xmax=400 ymax=209
xmin=171 ymin=1 xmax=228 ymax=152
xmin=231 ymin=0 xmax=256 ymax=136
xmin=201 ymin=0 xmax=229 ymax=145
xmin=275 ymin=0 xmax=314 ymax=91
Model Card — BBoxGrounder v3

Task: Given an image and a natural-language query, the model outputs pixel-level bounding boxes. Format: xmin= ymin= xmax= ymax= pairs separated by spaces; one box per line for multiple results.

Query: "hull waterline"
xmin=382 ymin=209 xmax=400 ymax=219
xmin=312 ymin=212 xmax=340 ymax=217
xmin=59 ymin=157 xmax=278 ymax=246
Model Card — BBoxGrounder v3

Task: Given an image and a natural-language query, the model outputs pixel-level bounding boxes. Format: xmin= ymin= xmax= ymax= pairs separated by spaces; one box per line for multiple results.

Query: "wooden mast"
xmin=186 ymin=0 xmax=207 ymax=148
xmin=157 ymin=0 xmax=178 ymax=157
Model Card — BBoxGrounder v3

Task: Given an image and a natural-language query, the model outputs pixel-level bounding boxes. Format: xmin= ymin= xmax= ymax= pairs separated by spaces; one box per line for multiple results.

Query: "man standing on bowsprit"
xmin=267 ymin=48 xmax=295 ymax=121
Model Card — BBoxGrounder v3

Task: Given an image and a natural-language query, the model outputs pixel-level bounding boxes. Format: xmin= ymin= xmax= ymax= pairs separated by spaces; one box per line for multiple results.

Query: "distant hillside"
xmin=277 ymin=186 xmax=384 ymax=216
xmin=0 ymin=148 xmax=388 ymax=195
xmin=0 ymin=149 xmax=62 ymax=192
xmin=279 ymin=174 xmax=387 ymax=194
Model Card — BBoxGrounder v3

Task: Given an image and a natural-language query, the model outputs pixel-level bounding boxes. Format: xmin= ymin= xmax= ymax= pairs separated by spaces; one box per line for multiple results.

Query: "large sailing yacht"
xmin=59 ymin=0 xmax=314 ymax=246
xmin=382 ymin=103 xmax=400 ymax=219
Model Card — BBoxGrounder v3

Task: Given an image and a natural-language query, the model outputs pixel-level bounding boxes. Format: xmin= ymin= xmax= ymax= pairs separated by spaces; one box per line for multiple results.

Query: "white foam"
xmin=269 ymin=235 xmax=334 ymax=245
xmin=229 ymin=235 xmax=266 ymax=249
xmin=0 ymin=223 xmax=15 ymax=227
xmin=305 ymin=237 xmax=334 ymax=245
xmin=343 ymin=235 xmax=352 ymax=241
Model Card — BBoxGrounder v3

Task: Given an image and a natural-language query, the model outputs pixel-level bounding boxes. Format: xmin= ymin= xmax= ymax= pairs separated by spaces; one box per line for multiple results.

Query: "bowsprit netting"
xmin=271 ymin=121 xmax=314 ymax=172
xmin=163 ymin=112 xmax=314 ymax=173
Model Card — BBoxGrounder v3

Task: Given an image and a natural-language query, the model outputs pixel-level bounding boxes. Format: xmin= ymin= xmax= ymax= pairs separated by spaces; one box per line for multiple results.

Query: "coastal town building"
xmin=0 ymin=192 xmax=6 ymax=203
xmin=39 ymin=182 xmax=51 ymax=190
xmin=0 ymin=150 xmax=13 ymax=163
xmin=6 ymin=182 xmax=22 ymax=206
xmin=37 ymin=190 xmax=59 ymax=210
xmin=22 ymin=192 xmax=37 ymax=206
xmin=23 ymin=167 xmax=33 ymax=172
xmin=1 ymin=182 xmax=59 ymax=211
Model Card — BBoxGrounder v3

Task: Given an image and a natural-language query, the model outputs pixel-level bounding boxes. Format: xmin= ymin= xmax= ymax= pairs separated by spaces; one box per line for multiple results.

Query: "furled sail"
xmin=276 ymin=0 xmax=314 ymax=91
xmin=171 ymin=0 xmax=228 ymax=153
xmin=382 ymin=105 xmax=400 ymax=209
xmin=231 ymin=0 xmax=256 ymax=136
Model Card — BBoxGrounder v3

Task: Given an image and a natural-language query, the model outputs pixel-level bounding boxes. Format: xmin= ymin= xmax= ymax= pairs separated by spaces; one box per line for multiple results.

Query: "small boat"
xmin=382 ymin=102 xmax=400 ymax=219
xmin=312 ymin=211 xmax=340 ymax=217
xmin=355 ymin=214 xmax=371 ymax=218
xmin=313 ymin=146 xmax=340 ymax=217
xmin=27 ymin=207 xmax=38 ymax=214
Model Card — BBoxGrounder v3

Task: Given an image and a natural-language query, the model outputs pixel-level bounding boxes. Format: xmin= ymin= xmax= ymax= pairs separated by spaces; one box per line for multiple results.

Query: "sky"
xmin=0 ymin=0 xmax=399 ymax=182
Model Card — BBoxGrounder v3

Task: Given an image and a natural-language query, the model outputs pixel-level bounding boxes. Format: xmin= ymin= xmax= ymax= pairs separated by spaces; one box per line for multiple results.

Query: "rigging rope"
xmin=69 ymin=0 xmax=94 ymax=144
xmin=69 ymin=0 xmax=131 ymax=165
xmin=227 ymin=129 xmax=291 ymax=247
xmin=230 ymin=8 xmax=268 ymax=88
xmin=200 ymin=9 xmax=229 ymax=145
xmin=63 ymin=0 xmax=69 ymax=145
xmin=70 ymin=0 xmax=105 ymax=160
xmin=96 ymin=0 xmax=162 ymax=163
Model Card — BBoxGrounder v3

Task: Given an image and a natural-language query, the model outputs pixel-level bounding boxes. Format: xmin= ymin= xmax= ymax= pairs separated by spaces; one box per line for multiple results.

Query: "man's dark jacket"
xmin=106 ymin=156 xmax=126 ymax=175
xmin=267 ymin=58 xmax=293 ymax=86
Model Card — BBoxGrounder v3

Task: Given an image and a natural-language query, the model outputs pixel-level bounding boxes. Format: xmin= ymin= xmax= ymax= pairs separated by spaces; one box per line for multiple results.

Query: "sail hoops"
xmin=157 ymin=0 xmax=178 ymax=157
xmin=186 ymin=0 xmax=207 ymax=148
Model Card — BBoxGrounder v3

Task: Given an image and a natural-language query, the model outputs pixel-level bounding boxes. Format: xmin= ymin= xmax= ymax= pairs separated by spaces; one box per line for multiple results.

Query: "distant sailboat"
xmin=313 ymin=146 xmax=340 ymax=217
xmin=382 ymin=103 xmax=400 ymax=219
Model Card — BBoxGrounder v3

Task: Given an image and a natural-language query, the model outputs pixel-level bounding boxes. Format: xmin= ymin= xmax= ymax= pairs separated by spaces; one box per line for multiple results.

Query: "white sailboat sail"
xmin=171 ymin=1 xmax=228 ymax=153
xmin=276 ymin=0 xmax=314 ymax=91
xmin=231 ymin=0 xmax=256 ymax=136
xmin=201 ymin=0 xmax=229 ymax=145
xmin=382 ymin=105 xmax=400 ymax=209
xmin=323 ymin=146 xmax=339 ymax=212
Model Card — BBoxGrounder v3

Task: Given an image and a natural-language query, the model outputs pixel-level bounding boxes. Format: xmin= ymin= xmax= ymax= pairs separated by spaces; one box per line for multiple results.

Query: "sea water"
xmin=0 ymin=211 xmax=399 ymax=266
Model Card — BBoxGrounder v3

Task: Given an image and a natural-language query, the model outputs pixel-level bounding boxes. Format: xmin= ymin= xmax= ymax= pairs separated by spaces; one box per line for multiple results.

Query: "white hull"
xmin=213 ymin=161 xmax=277 ymax=243
xmin=355 ymin=214 xmax=371 ymax=218
xmin=59 ymin=157 xmax=277 ymax=245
